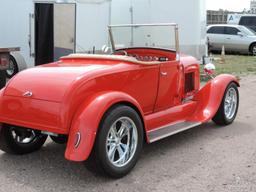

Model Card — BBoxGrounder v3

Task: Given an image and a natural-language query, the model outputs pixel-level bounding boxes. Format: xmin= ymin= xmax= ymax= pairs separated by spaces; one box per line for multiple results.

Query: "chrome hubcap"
xmin=6 ymin=60 xmax=15 ymax=76
xmin=106 ymin=117 xmax=138 ymax=167
xmin=11 ymin=128 xmax=37 ymax=144
xmin=224 ymin=87 xmax=237 ymax=120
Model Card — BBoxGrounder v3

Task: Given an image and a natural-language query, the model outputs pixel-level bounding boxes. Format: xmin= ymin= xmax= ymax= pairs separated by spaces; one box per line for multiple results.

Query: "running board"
xmin=148 ymin=121 xmax=201 ymax=143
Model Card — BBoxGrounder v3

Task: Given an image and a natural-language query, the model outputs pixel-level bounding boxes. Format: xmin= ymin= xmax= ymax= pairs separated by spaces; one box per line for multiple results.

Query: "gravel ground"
xmin=0 ymin=76 xmax=256 ymax=192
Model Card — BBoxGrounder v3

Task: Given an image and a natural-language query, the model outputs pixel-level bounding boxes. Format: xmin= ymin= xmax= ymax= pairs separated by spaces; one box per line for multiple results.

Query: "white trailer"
xmin=0 ymin=0 xmax=111 ymax=77
xmin=0 ymin=0 xmax=206 ymax=77
xmin=111 ymin=0 xmax=206 ymax=59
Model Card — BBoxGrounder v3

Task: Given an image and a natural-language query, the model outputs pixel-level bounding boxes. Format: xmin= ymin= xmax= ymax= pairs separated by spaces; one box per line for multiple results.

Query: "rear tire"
xmin=212 ymin=82 xmax=239 ymax=125
xmin=250 ymin=43 xmax=256 ymax=56
xmin=86 ymin=105 xmax=144 ymax=178
xmin=0 ymin=124 xmax=47 ymax=155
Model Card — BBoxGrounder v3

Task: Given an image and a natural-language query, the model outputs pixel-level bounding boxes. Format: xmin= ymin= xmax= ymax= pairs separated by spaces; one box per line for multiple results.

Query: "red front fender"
xmin=64 ymin=91 xmax=144 ymax=162
xmin=190 ymin=74 xmax=240 ymax=123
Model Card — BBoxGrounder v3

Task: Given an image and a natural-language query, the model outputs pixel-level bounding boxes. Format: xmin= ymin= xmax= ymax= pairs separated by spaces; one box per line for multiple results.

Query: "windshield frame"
xmin=108 ymin=23 xmax=180 ymax=61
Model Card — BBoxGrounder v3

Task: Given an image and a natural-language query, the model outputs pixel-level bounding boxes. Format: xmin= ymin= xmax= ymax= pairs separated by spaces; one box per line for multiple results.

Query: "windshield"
xmin=239 ymin=25 xmax=256 ymax=36
xmin=108 ymin=24 xmax=179 ymax=52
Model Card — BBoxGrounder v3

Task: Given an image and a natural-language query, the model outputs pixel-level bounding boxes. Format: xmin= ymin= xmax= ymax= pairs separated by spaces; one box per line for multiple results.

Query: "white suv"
xmin=207 ymin=24 xmax=256 ymax=55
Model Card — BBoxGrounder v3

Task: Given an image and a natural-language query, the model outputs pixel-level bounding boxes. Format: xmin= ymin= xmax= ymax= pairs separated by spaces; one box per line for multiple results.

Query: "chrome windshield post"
xmin=175 ymin=25 xmax=180 ymax=61
xmin=108 ymin=26 xmax=116 ymax=52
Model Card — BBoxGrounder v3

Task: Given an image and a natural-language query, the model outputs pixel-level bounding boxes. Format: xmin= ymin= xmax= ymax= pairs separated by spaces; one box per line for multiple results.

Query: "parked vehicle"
xmin=0 ymin=0 xmax=206 ymax=78
xmin=0 ymin=23 xmax=239 ymax=178
xmin=239 ymin=16 xmax=256 ymax=32
xmin=207 ymin=24 xmax=256 ymax=55
xmin=228 ymin=14 xmax=256 ymax=32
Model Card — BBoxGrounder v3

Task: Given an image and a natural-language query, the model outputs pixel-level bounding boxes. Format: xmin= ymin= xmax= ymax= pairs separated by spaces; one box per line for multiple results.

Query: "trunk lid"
xmin=4 ymin=64 xmax=105 ymax=102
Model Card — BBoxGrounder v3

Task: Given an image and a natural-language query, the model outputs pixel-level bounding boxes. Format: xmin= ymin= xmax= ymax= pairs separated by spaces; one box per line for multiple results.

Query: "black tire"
xmin=249 ymin=43 xmax=256 ymax=56
xmin=5 ymin=55 xmax=18 ymax=78
xmin=0 ymin=124 xmax=47 ymax=155
xmin=86 ymin=105 xmax=144 ymax=178
xmin=50 ymin=135 xmax=68 ymax=144
xmin=212 ymin=82 xmax=239 ymax=125
xmin=0 ymin=70 xmax=6 ymax=89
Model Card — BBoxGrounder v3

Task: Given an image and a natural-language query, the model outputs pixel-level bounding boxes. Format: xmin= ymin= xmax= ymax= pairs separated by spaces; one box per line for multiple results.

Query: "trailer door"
xmin=35 ymin=3 xmax=54 ymax=66
xmin=35 ymin=3 xmax=75 ymax=66
xmin=54 ymin=3 xmax=76 ymax=61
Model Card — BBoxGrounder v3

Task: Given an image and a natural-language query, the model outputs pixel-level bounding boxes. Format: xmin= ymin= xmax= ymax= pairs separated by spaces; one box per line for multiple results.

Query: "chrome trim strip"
xmin=23 ymin=91 xmax=33 ymax=97
xmin=148 ymin=121 xmax=201 ymax=143
xmin=109 ymin=23 xmax=178 ymax=28
xmin=74 ymin=132 xmax=81 ymax=148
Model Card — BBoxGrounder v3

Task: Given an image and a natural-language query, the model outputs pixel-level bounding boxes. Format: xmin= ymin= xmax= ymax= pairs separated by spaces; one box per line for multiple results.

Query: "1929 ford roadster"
xmin=0 ymin=23 xmax=239 ymax=178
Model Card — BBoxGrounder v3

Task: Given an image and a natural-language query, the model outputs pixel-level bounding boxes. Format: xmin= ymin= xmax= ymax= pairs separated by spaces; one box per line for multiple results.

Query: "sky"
xmin=206 ymin=0 xmax=251 ymax=11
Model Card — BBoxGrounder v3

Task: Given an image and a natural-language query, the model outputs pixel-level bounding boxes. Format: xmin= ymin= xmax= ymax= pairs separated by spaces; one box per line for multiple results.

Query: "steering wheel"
xmin=113 ymin=50 xmax=128 ymax=56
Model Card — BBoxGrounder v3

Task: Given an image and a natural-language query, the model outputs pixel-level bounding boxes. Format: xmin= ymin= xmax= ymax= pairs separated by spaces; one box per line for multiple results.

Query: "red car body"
xmin=0 ymin=47 xmax=239 ymax=162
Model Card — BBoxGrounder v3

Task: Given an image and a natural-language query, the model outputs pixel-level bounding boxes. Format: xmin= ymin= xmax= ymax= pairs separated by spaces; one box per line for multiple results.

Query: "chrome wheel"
xmin=11 ymin=128 xmax=37 ymax=144
xmin=106 ymin=117 xmax=138 ymax=168
xmin=224 ymin=87 xmax=238 ymax=120
xmin=6 ymin=59 xmax=15 ymax=77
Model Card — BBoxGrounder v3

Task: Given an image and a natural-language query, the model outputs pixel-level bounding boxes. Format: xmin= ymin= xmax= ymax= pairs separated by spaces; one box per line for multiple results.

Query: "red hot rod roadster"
xmin=0 ymin=23 xmax=239 ymax=178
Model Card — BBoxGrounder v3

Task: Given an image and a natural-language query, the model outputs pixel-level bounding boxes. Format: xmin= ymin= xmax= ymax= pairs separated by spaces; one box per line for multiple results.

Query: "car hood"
xmin=4 ymin=64 xmax=107 ymax=102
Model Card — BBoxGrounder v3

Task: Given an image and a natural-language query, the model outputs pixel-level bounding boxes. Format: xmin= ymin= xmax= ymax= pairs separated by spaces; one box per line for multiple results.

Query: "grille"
xmin=185 ymin=72 xmax=195 ymax=93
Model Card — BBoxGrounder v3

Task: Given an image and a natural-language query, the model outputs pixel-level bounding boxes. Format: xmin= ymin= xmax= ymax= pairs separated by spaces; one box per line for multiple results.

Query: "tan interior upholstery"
xmin=61 ymin=54 xmax=162 ymax=65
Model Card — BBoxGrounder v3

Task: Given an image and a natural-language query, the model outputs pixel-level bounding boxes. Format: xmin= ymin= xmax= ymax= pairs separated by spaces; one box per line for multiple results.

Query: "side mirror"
xmin=237 ymin=32 xmax=244 ymax=37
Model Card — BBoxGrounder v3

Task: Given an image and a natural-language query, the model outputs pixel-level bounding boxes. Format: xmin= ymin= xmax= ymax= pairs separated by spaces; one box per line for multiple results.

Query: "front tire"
xmin=86 ymin=105 xmax=144 ymax=178
xmin=212 ymin=82 xmax=239 ymax=125
xmin=0 ymin=124 xmax=47 ymax=155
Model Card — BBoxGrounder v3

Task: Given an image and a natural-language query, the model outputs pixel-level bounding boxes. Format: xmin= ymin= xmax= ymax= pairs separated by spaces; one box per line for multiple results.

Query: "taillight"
xmin=0 ymin=58 xmax=8 ymax=65
xmin=0 ymin=55 xmax=9 ymax=70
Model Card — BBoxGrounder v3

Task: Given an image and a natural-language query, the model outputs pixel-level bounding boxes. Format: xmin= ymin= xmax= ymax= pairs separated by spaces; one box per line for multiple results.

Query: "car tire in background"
xmin=249 ymin=43 xmax=256 ymax=56
xmin=86 ymin=105 xmax=144 ymax=178
xmin=212 ymin=82 xmax=239 ymax=125
xmin=6 ymin=55 xmax=19 ymax=78
xmin=0 ymin=124 xmax=48 ymax=155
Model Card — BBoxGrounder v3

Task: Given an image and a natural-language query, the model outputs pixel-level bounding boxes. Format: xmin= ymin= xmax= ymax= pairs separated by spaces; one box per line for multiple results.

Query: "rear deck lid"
xmin=4 ymin=65 xmax=103 ymax=102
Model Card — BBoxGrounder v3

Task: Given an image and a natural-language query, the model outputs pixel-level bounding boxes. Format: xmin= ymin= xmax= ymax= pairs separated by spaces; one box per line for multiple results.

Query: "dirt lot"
xmin=0 ymin=75 xmax=255 ymax=192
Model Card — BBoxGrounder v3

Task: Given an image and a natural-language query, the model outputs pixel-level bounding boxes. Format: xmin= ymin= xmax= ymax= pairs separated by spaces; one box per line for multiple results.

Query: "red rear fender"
xmin=65 ymin=91 xmax=144 ymax=162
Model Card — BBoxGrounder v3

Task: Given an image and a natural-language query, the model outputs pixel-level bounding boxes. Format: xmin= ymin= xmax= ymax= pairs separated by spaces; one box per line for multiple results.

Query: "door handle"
xmin=226 ymin=38 xmax=231 ymax=40
xmin=161 ymin=72 xmax=168 ymax=76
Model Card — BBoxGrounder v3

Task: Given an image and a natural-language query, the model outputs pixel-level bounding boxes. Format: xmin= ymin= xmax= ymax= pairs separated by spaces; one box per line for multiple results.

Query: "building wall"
xmin=250 ymin=0 xmax=256 ymax=13
xmin=207 ymin=10 xmax=242 ymax=25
